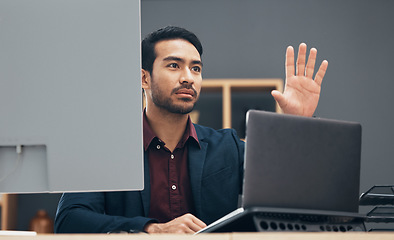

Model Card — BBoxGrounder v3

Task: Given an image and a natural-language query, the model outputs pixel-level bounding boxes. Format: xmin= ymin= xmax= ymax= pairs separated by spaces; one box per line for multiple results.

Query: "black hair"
xmin=141 ymin=26 xmax=203 ymax=74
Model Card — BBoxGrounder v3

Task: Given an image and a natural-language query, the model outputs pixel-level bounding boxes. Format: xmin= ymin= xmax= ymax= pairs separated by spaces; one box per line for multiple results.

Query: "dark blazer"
xmin=55 ymin=124 xmax=245 ymax=233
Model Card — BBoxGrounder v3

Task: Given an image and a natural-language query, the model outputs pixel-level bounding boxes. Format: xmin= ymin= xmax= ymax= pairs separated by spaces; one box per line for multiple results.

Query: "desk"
xmin=1 ymin=233 xmax=394 ymax=240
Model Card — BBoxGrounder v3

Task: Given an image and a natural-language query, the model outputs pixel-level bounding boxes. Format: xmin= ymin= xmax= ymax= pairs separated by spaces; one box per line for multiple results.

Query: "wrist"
xmin=144 ymin=223 xmax=159 ymax=233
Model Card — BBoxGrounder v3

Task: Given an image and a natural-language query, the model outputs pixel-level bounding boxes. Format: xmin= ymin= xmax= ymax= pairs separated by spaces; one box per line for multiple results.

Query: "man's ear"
xmin=141 ymin=69 xmax=151 ymax=90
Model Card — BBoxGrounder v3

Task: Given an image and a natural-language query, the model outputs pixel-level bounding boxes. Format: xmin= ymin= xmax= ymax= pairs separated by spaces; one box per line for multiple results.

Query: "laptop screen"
xmin=242 ymin=110 xmax=362 ymax=213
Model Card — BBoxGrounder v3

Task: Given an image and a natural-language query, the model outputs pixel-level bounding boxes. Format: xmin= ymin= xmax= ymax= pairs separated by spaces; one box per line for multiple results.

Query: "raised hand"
xmin=271 ymin=43 xmax=328 ymax=117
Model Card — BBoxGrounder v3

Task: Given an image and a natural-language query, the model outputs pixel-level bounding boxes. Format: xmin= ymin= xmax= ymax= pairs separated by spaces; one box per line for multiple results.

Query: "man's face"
xmin=146 ymin=39 xmax=202 ymax=114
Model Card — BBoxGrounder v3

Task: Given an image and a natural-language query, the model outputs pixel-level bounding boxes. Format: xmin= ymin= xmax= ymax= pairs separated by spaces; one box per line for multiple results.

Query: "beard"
xmin=150 ymin=81 xmax=199 ymax=114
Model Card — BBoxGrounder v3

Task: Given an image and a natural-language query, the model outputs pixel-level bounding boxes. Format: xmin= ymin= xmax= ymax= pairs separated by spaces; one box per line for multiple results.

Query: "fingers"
xmin=305 ymin=48 xmax=317 ymax=78
xmin=287 ymin=43 xmax=327 ymax=83
xmin=146 ymin=213 xmax=206 ymax=233
xmin=182 ymin=213 xmax=206 ymax=232
xmin=191 ymin=214 xmax=207 ymax=229
xmin=180 ymin=225 xmax=197 ymax=234
xmin=296 ymin=43 xmax=307 ymax=76
xmin=314 ymin=60 xmax=328 ymax=86
xmin=285 ymin=46 xmax=295 ymax=79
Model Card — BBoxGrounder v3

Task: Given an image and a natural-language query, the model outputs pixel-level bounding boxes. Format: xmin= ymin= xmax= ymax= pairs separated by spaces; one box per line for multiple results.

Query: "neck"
xmin=145 ymin=105 xmax=189 ymax=152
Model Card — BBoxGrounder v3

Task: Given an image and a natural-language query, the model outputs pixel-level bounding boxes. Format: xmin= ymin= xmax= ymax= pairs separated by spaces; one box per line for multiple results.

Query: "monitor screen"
xmin=0 ymin=0 xmax=144 ymax=193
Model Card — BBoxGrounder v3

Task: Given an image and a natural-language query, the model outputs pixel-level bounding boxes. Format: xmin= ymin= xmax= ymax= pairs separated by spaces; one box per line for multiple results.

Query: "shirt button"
xmin=171 ymin=154 xmax=174 ymax=159
xmin=156 ymin=145 xmax=160 ymax=150
xmin=171 ymin=185 xmax=177 ymax=190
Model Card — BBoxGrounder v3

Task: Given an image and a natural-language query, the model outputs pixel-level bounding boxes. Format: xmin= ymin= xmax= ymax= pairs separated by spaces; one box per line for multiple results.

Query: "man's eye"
xmin=191 ymin=66 xmax=201 ymax=72
xmin=168 ymin=63 xmax=179 ymax=68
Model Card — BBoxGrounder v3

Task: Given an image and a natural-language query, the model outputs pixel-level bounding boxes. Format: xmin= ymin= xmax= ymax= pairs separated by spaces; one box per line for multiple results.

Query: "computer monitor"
xmin=0 ymin=0 xmax=144 ymax=193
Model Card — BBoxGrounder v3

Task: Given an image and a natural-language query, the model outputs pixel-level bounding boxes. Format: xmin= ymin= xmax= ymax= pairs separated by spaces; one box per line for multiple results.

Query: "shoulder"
xmin=193 ymin=124 xmax=244 ymax=151
xmin=193 ymin=123 xmax=239 ymax=141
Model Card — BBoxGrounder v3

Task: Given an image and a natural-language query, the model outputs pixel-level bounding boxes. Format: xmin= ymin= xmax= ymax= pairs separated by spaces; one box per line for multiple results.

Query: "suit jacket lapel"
xmin=188 ymin=139 xmax=208 ymax=217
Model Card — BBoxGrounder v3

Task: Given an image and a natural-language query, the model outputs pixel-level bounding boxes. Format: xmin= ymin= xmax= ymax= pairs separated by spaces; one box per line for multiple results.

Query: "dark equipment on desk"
xmin=198 ymin=207 xmax=365 ymax=232
xmin=360 ymin=185 xmax=394 ymax=206
xmin=359 ymin=185 xmax=394 ymax=231
xmin=198 ymin=110 xmax=365 ymax=233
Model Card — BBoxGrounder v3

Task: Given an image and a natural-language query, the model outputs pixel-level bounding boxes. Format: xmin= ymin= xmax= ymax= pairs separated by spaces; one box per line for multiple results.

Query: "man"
xmin=55 ymin=26 xmax=328 ymax=234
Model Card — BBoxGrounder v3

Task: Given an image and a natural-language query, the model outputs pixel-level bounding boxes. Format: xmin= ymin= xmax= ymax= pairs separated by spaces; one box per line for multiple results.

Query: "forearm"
xmin=55 ymin=192 xmax=156 ymax=233
xmin=55 ymin=207 xmax=154 ymax=233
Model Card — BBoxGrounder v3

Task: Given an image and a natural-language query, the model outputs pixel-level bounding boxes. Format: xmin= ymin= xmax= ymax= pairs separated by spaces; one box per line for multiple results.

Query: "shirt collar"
xmin=143 ymin=110 xmax=200 ymax=151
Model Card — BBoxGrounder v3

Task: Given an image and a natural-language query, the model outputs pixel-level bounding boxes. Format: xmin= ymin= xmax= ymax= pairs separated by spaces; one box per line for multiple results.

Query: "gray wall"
xmin=141 ymin=0 xmax=394 ymax=204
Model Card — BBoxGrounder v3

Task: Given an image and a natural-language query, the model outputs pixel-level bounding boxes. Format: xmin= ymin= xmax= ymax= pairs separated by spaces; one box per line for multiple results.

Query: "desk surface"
xmin=1 ymin=233 xmax=394 ymax=240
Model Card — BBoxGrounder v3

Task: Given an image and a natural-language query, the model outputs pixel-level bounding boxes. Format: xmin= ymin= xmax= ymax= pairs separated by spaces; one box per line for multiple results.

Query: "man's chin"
xmin=171 ymin=107 xmax=194 ymax=115
xmin=169 ymin=99 xmax=197 ymax=114
xmin=152 ymin=97 xmax=196 ymax=115
xmin=167 ymin=103 xmax=195 ymax=114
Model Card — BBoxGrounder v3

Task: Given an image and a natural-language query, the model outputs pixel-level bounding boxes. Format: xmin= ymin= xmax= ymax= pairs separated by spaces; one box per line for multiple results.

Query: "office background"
xmin=141 ymin=0 xmax=394 ymax=194
xmin=13 ymin=0 xmax=394 ymax=230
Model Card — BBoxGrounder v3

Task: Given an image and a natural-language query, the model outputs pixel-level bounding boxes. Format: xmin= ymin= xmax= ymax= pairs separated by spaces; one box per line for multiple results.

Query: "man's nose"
xmin=179 ymin=68 xmax=194 ymax=84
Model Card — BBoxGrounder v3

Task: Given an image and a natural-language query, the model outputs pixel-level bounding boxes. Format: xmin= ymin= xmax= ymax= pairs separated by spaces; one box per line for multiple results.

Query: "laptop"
xmin=198 ymin=110 xmax=365 ymax=233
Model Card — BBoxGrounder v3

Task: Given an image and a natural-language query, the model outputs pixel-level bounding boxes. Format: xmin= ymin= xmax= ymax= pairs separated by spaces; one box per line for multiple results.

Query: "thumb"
xmin=271 ymin=90 xmax=286 ymax=107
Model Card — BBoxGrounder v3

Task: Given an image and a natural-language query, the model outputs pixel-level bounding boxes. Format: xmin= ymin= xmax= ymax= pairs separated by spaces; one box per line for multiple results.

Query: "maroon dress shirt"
xmin=143 ymin=113 xmax=200 ymax=223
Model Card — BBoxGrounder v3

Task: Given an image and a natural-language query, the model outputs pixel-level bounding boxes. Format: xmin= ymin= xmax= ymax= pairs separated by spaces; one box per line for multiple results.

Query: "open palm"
xmin=271 ymin=43 xmax=328 ymax=117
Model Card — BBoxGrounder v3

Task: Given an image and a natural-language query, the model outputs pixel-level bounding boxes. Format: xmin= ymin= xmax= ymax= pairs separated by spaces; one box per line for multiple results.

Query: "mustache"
xmin=171 ymin=84 xmax=198 ymax=96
